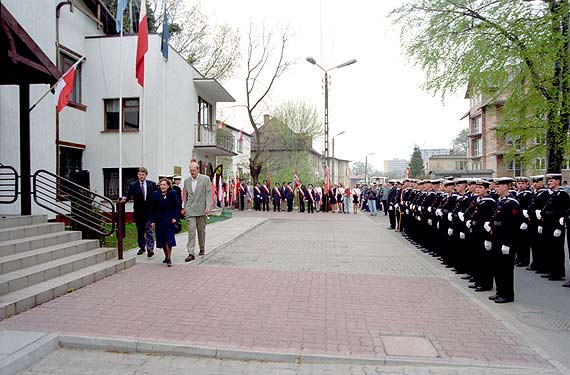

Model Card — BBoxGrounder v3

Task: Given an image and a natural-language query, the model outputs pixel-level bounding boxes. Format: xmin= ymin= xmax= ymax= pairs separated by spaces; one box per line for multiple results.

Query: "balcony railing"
xmin=195 ymin=124 xmax=236 ymax=153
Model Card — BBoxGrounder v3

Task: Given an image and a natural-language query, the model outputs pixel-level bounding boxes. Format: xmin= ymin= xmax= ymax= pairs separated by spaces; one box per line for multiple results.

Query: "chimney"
xmin=263 ymin=114 xmax=270 ymax=126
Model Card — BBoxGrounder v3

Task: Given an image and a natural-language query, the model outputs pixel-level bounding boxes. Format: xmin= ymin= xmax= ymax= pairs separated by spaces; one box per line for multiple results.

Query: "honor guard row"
xmin=385 ymin=173 xmax=570 ymax=303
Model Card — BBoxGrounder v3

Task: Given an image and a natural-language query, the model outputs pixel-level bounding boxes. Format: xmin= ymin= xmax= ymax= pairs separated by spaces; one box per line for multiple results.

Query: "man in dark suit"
xmin=121 ymin=167 xmax=156 ymax=257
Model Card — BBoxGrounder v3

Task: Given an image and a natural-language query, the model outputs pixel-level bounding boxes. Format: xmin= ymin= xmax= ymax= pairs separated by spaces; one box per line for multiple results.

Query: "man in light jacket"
xmin=183 ymin=161 xmax=212 ymax=262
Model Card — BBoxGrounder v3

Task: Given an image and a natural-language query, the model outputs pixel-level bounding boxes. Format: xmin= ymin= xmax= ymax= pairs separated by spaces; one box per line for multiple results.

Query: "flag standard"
xmin=160 ymin=2 xmax=170 ymax=60
xmin=53 ymin=57 xmax=84 ymax=113
xmin=324 ymin=167 xmax=331 ymax=194
xmin=293 ymin=170 xmax=301 ymax=191
xmin=115 ymin=0 xmax=127 ymax=33
xmin=135 ymin=1 xmax=148 ymax=87
xmin=217 ymin=175 xmax=223 ymax=204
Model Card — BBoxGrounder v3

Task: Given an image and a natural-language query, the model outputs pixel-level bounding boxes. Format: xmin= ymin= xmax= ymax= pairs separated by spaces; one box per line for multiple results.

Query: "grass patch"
xmin=102 ymin=209 xmax=232 ymax=250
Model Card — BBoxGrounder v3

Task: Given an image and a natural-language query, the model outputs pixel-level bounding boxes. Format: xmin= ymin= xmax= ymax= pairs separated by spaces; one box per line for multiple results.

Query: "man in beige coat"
xmin=183 ymin=161 xmax=212 ymax=262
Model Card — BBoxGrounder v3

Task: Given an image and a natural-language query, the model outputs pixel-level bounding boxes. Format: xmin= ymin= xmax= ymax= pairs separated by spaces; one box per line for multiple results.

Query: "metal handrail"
xmin=32 ymin=169 xmax=116 ymax=236
xmin=0 ymin=165 xmax=19 ymax=204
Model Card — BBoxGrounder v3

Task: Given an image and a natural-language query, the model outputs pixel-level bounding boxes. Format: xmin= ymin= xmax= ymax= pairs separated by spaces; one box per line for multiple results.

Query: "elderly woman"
xmin=151 ymin=178 xmax=180 ymax=266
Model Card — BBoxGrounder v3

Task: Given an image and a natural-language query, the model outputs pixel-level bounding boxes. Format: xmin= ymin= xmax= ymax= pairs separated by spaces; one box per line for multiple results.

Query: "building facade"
xmin=383 ymin=158 xmax=409 ymax=177
xmin=0 ymin=0 xmax=237 ymax=216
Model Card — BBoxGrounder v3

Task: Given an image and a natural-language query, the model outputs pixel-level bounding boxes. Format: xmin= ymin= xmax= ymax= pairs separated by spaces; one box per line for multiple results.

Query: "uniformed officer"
xmin=486 ymin=177 xmax=521 ymax=303
xmin=528 ymin=175 xmax=549 ymax=273
xmin=261 ymin=180 xmax=270 ymax=211
xmin=387 ymin=180 xmax=398 ymax=229
xmin=272 ymin=182 xmax=282 ymax=212
xmin=514 ymin=177 xmax=533 ymax=267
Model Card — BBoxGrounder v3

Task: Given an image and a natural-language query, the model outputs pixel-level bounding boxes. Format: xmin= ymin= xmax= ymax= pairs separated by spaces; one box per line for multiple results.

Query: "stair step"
xmin=0 ymin=222 xmax=65 ymax=242
xmin=0 ymin=215 xmax=47 ymax=229
xmin=0 ymin=240 xmax=100 ymax=274
xmin=0 ymin=248 xmax=117 ymax=295
xmin=0 ymin=231 xmax=82 ymax=256
xmin=0 ymin=257 xmax=136 ymax=320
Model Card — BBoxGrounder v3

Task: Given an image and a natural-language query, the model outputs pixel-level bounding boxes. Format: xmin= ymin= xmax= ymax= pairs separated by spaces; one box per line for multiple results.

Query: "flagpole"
xmin=141 ymin=77 xmax=145 ymax=165
xmin=162 ymin=58 xmax=166 ymax=174
xmin=118 ymin=27 xmax=123 ymax=198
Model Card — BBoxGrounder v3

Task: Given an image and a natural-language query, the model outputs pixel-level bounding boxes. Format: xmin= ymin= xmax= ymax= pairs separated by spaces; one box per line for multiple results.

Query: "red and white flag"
xmin=135 ymin=1 xmax=148 ymax=87
xmin=239 ymin=129 xmax=243 ymax=142
xmin=54 ymin=59 xmax=82 ymax=113
xmin=324 ymin=167 xmax=331 ymax=194
xmin=211 ymin=179 xmax=216 ymax=207
xmin=225 ymin=176 xmax=230 ymax=205
xmin=233 ymin=176 xmax=239 ymax=204
xmin=293 ymin=170 xmax=301 ymax=191
xmin=217 ymin=175 xmax=223 ymax=203
xmin=218 ymin=121 xmax=225 ymax=129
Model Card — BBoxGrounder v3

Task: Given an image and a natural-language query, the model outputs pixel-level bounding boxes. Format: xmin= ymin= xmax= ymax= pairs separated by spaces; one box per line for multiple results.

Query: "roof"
xmin=194 ymin=78 xmax=235 ymax=103
xmin=0 ymin=3 xmax=61 ymax=85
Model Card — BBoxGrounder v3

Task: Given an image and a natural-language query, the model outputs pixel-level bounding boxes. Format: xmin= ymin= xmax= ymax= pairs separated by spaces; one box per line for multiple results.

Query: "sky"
xmin=200 ymin=0 xmax=469 ymax=172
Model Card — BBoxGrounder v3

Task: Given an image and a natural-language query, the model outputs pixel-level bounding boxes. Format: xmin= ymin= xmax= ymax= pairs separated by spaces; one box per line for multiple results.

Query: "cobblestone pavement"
xmin=19 ymin=348 xmax=562 ymax=375
xmin=1 ymin=211 xmax=565 ymax=373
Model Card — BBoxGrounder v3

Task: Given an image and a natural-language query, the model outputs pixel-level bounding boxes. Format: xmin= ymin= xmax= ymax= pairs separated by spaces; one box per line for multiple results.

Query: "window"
xmin=58 ymin=52 xmax=82 ymax=105
xmin=103 ymin=168 xmax=138 ymax=199
xmin=507 ymin=159 xmax=523 ymax=176
xmin=59 ymin=147 xmax=83 ymax=180
xmin=471 ymin=116 xmax=482 ymax=134
xmin=237 ymin=138 xmax=243 ymax=153
xmin=535 ymin=133 xmax=546 ymax=145
xmin=470 ymin=94 xmax=482 ymax=108
xmin=506 ymin=134 xmax=522 ymax=151
xmin=456 ymin=161 xmax=467 ymax=170
xmin=104 ymin=98 xmax=139 ymax=131
xmin=471 ymin=160 xmax=482 ymax=170
xmin=198 ymin=97 xmax=212 ymax=127
xmin=471 ymin=138 xmax=482 ymax=157
xmin=535 ymin=158 xmax=546 ymax=170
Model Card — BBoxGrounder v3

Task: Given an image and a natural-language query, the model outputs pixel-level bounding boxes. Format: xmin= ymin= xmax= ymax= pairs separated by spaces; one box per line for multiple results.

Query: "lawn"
xmin=102 ymin=209 xmax=232 ymax=250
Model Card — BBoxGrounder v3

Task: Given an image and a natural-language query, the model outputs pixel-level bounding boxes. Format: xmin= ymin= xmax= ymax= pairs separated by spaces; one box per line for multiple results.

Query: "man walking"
xmin=183 ymin=161 xmax=212 ymax=262
xmin=122 ymin=167 xmax=156 ymax=257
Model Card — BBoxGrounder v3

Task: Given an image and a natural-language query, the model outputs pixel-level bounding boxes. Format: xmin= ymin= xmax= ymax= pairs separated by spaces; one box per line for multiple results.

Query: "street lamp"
xmin=332 ymin=130 xmax=345 ymax=184
xmin=365 ymin=152 xmax=375 ymax=183
xmin=306 ymin=57 xmax=357 ymax=180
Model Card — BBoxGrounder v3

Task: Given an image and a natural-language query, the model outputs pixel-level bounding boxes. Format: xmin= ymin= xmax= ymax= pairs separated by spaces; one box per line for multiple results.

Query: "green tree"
xmin=409 ymin=145 xmax=425 ymax=178
xmin=391 ymin=0 xmax=570 ymax=173
xmin=450 ymin=128 xmax=468 ymax=155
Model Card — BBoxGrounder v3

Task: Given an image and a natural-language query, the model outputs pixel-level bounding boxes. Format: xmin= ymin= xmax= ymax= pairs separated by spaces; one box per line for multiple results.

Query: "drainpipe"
xmin=55 ymin=2 xmax=72 ymax=177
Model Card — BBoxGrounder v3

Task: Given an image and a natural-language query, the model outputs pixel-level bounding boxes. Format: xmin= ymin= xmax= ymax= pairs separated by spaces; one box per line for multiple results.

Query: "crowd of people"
xmin=384 ymin=174 xmax=570 ymax=304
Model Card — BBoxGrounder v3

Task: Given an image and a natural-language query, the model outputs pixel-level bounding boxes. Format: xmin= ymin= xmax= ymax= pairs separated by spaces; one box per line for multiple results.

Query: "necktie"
xmin=141 ymin=182 xmax=145 ymax=199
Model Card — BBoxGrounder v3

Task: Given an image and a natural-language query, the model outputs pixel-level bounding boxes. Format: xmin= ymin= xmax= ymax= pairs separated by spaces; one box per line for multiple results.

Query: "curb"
xmin=0 ymin=333 xmax=58 ymax=375
xmin=56 ymin=335 xmax=555 ymax=372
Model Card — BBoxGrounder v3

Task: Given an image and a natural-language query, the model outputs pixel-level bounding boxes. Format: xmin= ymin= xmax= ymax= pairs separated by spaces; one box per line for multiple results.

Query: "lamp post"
xmin=365 ymin=152 xmax=375 ymax=183
xmin=332 ymin=130 xmax=345 ymax=184
xmin=306 ymin=57 xmax=356 ymax=181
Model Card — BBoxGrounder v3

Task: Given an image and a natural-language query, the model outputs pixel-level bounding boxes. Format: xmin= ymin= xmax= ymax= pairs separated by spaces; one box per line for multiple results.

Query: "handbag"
xmin=173 ymin=219 xmax=182 ymax=234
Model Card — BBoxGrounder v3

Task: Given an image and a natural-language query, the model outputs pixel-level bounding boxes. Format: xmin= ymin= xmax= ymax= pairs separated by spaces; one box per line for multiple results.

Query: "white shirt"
xmin=191 ymin=176 xmax=198 ymax=192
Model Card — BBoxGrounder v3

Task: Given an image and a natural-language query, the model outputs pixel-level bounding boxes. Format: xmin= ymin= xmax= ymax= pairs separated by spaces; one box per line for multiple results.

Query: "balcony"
xmin=194 ymin=124 xmax=237 ymax=156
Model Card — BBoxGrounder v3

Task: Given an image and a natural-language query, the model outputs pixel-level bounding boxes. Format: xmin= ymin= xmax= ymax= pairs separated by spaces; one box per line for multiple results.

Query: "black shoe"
xmin=515 ymin=263 xmax=527 ymax=268
xmin=562 ymin=281 xmax=570 ymax=288
xmin=541 ymin=274 xmax=551 ymax=278
xmin=166 ymin=258 xmax=172 ymax=267
xmin=185 ymin=254 xmax=195 ymax=262
xmin=162 ymin=258 xmax=168 ymax=264
xmin=137 ymin=249 xmax=145 ymax=255
xmin=475 ymin=287 xmax=492 ymax=292
xmin=494 ymin=297 xmax=513 ymax=304
xmin=488 ymin=294 xmax=499 ymax=300
xmin=468 ymin=284 xmax=478 ymax=289
xmin=147 ymin=250 xmax=154 ymax=258
xmin=548 ymin=276 xmax=564 ymax=281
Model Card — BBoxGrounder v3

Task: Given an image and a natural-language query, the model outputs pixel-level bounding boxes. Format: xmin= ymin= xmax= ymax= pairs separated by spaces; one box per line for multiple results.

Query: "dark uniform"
xmin=514 ymin=177 xmax=533 ymax=267
xmin=272 ymin=184 xmax=282 ymax=212
xmin=261 ymin=182 xmax=270 ymax=211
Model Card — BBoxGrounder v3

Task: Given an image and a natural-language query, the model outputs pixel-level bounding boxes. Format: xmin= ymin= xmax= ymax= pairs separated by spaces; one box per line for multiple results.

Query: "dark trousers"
xmin=299 ymin=198 xmax=305 ymax=212
xmin=262 ymin=199 xmax=269 ymax=211
xmin=388 ymin=209 xmax=396 ymax=228
xmin=545 ymin=230 xmax=566 ymax=278
xmin=273 ymin=199 xmax=280 ymax=212
xmin=382 ymin=200 xmax=388 ymax=215
xmin=515 ymin=229 xmax=531 ymax=266
xmin=307 ymin=200 xmax=314 ymax=213
xmin=239 ymin=194 xmax=245 ymax=210
xmin=492 ymin=249 xmax=515 ymax=300
xmin=287 ymin=198 xmax=293 ymax=212
xmin=135 ymin=215 xmax=154 ymax=251
xmin=530 ymin=230 xmax=546 ymax=271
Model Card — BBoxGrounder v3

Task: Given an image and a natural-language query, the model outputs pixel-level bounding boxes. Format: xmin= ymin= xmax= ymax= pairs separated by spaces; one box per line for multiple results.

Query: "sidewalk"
xmin=1 ymin=211 xmax=569 ymax=374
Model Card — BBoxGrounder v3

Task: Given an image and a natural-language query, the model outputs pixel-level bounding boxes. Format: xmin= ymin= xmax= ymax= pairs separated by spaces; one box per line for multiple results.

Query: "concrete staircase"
xmin=0 ymin=215 xmax=135 ymax=320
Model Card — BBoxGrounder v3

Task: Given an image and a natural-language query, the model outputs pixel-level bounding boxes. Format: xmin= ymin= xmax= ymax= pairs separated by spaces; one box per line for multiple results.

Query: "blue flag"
xmin=161 ymin=3 xmax=169 ymax=60
xmin=116 ymin=0 xmax=127 ymax=33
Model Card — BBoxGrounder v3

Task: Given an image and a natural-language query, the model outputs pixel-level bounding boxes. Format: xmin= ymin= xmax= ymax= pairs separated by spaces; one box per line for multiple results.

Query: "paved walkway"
xmin=2 ymin=211 xmax=569 ymax=373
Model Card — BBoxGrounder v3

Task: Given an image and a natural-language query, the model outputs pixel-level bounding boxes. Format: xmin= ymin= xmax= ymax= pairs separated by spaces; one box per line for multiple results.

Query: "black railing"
xmin=32 ymin=169 xmax=116 ymax=237
xmin=0 ymin=165 xmax=18 ymax=204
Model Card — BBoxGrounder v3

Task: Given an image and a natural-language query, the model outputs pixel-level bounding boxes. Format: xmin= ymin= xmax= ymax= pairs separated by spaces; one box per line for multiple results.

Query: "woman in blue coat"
xmin=151 ymin=178 xmax=180 ymax=266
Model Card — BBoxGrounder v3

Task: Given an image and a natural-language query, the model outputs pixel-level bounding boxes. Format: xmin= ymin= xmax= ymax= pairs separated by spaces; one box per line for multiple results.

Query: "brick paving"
xmin=0 ymin=212 xmax=557 ymax=371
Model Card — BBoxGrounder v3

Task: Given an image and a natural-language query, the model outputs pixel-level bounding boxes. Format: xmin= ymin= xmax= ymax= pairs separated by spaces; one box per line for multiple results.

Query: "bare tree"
xmin=245 ymin=22 xmax=293 ymax=183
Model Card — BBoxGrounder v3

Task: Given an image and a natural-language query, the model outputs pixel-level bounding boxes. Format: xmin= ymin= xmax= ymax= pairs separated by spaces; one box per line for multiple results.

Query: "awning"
xmin=0 ymin=3 xmax=61 ymax=85
xmin=194 ymin=78 xmax=235 ymax=103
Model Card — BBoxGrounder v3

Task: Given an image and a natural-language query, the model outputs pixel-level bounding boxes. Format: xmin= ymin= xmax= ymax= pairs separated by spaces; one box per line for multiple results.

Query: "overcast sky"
xmin=201 ymin=0 xmax=468 ymax=171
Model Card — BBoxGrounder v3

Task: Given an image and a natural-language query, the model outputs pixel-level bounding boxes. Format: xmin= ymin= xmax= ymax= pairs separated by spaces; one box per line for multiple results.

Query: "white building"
xmin=0 ymin=0 xmax=239 ymax=215
xmin=383 ymin=158 xmax=409 ymax=176
xmin=420 ymin=148 xmax=450 ymax=174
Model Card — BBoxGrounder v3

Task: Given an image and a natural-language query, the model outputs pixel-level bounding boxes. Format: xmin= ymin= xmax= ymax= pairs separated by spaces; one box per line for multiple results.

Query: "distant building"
xmin=384 ymin=158 xmax=409 ymax=177
xmin=426 ymin=155 xmax=492 ymax=179
xmin=421 ymin=148 xmax=450 ymax=172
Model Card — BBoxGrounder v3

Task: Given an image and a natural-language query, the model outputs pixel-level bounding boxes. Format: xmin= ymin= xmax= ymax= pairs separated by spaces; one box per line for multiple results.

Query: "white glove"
xmin=538 ymin=226 xmax=543 ymax=234
xmin=484 ymin=240 xmax=492 ymax=251
xmin=395 ymin=204 xmax=399 ymax=209
xmin=406 ymin=209 xmax=410 ymax=215
xmin=428 ymin=207 xmax=432 ymax=213
xmin=522 ymin=210 xmax=529 ymax=219
xmin=520 ymin=222 xmax=528 ymax=231
xmin=418 ymin=206 xmax=422 ymax=212
xmin=535 ymin=210 xmax=542 ymax=220
xmin=411 ymin=204 xmax=415 ymax=210
xmin=437 ymin=222 xmax=440 ymax=229
xmin=466 ymin=220 xmax=472 ymax=229
xmin=447 ymin=228 xmax=453 ymax=236
xmin=417 ymin=215 xmax=421 ymax=221
xmin=448 ymin=213 xmax=453 ymax=222
xmin=554 ymin=229 xmax=562 ymax=237
xmin=484 ymin=222 xmax=491 ymax=233
xmin=428 ymin=219 xmax=432 ymax=226
xmin=436 ymin=209 xmax=442 ymax=217
xmin=458 ymin=212 xmax=465 ymax=222
xmin=459 ymin=232 xmax=465 ymax=239
xmin=501 ymin=245 xmax=510 ymax=255
xmin=559 ymin=217 xmax=565 ymax=226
